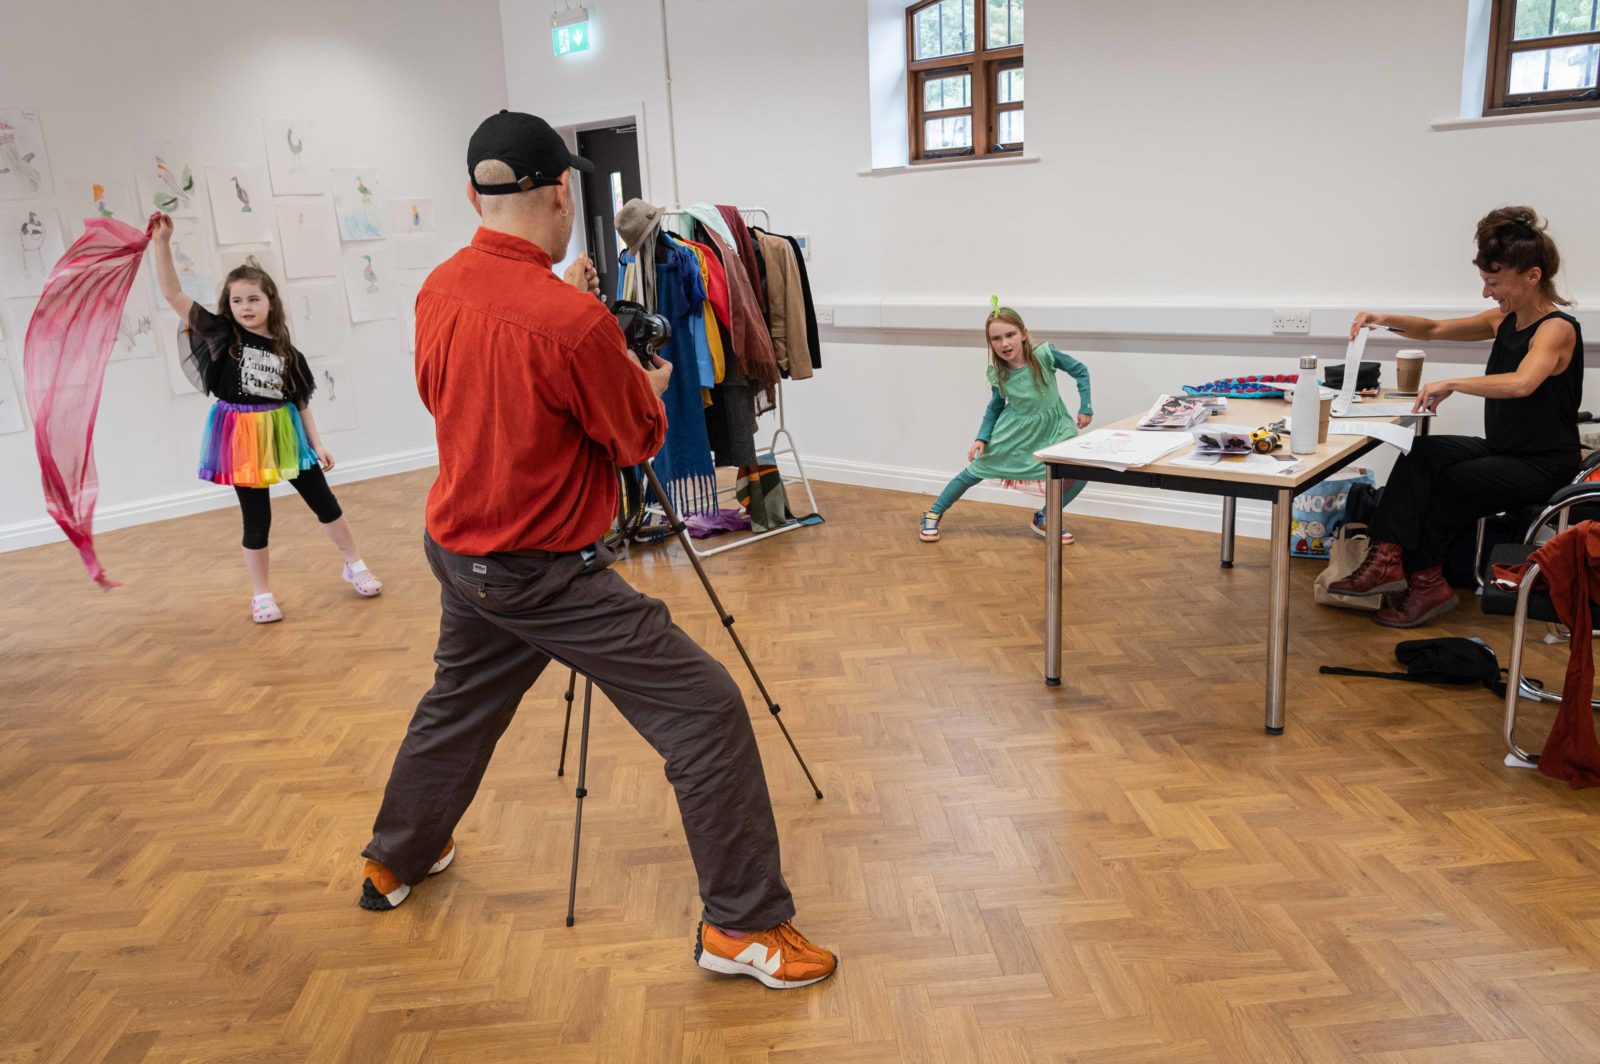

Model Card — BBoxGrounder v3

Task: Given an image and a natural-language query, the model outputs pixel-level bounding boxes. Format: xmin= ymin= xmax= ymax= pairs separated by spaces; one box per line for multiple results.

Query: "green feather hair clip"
xmin=990 ymin=294 xmax=1001 ymax=314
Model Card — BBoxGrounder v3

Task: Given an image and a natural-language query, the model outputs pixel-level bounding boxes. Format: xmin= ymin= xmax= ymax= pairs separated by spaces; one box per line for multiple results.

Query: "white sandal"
xmin=343 ymin=561 xmax=383 ymax=597
xmin=251 ymin=593 xmax=283 ymax=624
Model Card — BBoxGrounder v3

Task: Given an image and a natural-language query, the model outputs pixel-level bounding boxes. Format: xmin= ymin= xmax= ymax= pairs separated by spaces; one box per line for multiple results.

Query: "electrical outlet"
xmin=1271 ymin=309 xmax=1311 ymax=334
xmin=815 ymin=305 xmax=835 ymax=326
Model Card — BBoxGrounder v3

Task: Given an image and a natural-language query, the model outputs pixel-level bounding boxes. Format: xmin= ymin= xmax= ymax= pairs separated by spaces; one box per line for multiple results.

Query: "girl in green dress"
xmin=920 ymin=303 xmax=1094 ymax=544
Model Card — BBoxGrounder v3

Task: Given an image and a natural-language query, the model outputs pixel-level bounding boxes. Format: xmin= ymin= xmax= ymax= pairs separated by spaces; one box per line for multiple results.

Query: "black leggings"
xmin=1367 ymin=434 xmax=1574 ymax=572
xmin=235 ymin=465 xmax=344 ymax=550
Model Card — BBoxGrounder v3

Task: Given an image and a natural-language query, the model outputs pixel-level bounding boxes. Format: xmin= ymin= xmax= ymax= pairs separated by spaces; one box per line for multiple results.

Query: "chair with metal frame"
xmin=1480 ymin=481 xmax=1600 ymax=768
xmin=1471 ymin=447 xmax=1600 ymax=590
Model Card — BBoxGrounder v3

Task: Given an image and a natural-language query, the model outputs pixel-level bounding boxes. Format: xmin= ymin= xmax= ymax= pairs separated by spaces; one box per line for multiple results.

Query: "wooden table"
xmin=1039 ymin=399 xmax=1423 ymax=734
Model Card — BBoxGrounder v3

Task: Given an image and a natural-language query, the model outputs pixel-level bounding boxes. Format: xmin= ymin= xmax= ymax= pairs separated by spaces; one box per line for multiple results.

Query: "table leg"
xmin=1220 ymin=496 xmax=1237 ymax=569
xmin=1045 ymin=474 xmax=1064 ymax=687
xmin=1265 ymin=487 xmax=1292 ymax=735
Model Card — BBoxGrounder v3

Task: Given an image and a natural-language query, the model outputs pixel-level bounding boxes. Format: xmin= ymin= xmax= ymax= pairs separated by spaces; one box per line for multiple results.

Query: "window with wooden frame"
xmin=907 ymin=0 xmax=1025 ymax=163
xmin=1485 ymin=0 xmax=1600 ymax=115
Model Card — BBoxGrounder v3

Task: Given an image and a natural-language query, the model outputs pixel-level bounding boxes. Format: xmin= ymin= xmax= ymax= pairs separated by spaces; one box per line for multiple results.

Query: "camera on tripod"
xmin=612 ymin=300 xmax=672 ymax=369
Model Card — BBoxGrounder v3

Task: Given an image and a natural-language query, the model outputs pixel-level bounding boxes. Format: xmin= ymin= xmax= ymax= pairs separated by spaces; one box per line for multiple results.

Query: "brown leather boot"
xmin=1328 ymin=541 xmax=1406 ymax=596
xmin=1375 ymin=566 xmax=1459 ymax=628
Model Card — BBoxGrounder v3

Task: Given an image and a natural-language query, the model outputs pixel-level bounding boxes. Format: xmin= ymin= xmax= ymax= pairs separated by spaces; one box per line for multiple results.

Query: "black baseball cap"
xmin=467 ymin=110 xmax=594 ymax=194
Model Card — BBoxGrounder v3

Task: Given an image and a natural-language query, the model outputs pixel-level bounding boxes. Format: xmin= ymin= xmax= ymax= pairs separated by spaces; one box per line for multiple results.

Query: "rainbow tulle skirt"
xmin=198 ymin=400 xmax=318 ymax=487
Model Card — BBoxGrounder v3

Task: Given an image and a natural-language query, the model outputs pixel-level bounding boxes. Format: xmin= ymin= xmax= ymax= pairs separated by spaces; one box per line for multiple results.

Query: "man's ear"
xmin=553 ymin=172 xmax=573 ymax=216
xmin=466 ymin=179 xmax=483 ymax=218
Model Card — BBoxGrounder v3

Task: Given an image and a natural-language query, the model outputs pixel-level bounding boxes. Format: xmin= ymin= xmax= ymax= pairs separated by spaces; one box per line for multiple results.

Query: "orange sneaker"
xmin=695 ymin=920 xmax=837 ymax=989
xmin=358 ymin=838 xmax=456 ymax=912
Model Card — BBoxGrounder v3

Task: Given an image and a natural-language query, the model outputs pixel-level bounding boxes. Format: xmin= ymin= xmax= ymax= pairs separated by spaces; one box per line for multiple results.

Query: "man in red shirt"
xmin=357 ymin=112 xmax=834 ymax=989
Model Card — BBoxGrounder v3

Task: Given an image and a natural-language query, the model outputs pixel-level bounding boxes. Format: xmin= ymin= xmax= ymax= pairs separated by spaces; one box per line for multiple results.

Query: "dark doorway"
xmin=576 ymin=125 xmax=641 ymax=305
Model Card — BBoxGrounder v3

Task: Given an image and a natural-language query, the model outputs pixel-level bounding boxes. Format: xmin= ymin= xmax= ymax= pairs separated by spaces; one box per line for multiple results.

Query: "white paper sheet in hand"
xmin=1331 ymin=327 xmax=1370 ymax=415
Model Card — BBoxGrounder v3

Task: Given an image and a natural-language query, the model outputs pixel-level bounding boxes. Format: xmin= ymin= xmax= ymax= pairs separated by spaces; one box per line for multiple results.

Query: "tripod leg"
xmin=557 ymin=667 xmax=577 ymax=777
xmin=641 ymin=461 xmax=824 ymax=800
xmin=565 ymin=678 xmax=594 ymax=928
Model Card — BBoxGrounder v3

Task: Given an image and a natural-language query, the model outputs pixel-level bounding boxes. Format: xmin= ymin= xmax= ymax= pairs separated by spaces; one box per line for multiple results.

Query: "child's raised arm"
xmin=148 ymin=213 xmax=196 ymax=321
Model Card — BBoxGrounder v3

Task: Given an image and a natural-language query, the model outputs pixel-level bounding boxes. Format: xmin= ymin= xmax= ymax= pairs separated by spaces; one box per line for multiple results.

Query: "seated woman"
xmin=1331 ymin=206 xmax=1583 ymax=627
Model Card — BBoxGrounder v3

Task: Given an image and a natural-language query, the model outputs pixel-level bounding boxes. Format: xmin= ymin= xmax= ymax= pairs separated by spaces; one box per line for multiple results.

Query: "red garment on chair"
xmin=23 ymin=216 xmax=153 ymax=588
xmin=1527 ymin=520 xmax=1600 ymax=788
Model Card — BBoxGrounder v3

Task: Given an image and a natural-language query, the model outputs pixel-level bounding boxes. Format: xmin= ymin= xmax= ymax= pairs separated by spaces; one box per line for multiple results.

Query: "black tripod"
xmin=555 ymin=458 xmax=823 ymax=926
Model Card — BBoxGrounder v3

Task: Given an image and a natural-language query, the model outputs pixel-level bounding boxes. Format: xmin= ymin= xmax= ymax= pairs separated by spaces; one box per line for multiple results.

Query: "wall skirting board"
xmin=0 ymin=448 xmax=439 ymax=555
xmin=778 ymin=454 xmax=1276 ymax=541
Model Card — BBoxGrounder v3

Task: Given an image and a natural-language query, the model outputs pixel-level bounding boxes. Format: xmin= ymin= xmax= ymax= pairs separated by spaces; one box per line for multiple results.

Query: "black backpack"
xmin=1320 ymin=637 xmax=1525 ymax=698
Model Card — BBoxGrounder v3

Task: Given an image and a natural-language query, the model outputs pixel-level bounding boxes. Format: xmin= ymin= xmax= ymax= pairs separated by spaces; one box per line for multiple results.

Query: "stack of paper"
xmin=1137 ymin=395 xmax=1214 ymax=430
xmin=1036 ymin=429 xmax=1193 ymax=472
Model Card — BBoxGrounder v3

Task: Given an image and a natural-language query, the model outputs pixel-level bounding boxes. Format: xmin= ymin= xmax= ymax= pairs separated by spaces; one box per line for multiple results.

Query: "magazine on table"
xmin=1137 ymin=394 xmax=1214 ymax=430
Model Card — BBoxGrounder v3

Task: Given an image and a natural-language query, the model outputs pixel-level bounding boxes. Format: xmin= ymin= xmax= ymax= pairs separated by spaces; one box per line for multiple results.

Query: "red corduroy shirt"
xmin=415 ymin=228 xmax=666 ymax=555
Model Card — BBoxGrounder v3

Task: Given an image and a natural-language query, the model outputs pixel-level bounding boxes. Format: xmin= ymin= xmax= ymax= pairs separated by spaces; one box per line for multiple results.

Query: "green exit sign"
xmin=552 ymin=19 xmax=591 ymax=56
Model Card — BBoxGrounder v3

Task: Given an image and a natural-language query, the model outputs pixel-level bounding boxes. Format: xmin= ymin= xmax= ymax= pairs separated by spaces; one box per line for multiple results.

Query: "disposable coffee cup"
xmin=1318 ymin=396 xmax=1332 ymax=444
xmin=1396 ymin=350 xmax=1424 ymax=393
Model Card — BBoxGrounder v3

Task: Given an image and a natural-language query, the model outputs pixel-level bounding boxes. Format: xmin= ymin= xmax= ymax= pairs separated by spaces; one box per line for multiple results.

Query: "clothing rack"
xmin=654 ymin=205 xmax=821 ymax=559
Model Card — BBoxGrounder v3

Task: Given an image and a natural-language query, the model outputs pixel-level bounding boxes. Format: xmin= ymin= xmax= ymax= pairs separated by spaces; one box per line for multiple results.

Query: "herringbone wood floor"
xmin=3 ymin=472 xmax=1599 ymax=1063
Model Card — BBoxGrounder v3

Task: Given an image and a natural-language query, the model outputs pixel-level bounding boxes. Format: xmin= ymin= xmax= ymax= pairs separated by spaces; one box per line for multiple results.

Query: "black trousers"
xmin=362 ymin=534 xmax=796 ymax=932
xmin=234 ymin=465 xmax=343 ymax=549
xmin=1367 ymin=434 xmax=1574 ymax=572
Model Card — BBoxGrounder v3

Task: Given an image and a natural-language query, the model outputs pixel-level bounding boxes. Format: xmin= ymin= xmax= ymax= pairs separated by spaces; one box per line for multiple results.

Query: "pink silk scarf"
xmin=23 ymin=215 xmax=154 ymax=588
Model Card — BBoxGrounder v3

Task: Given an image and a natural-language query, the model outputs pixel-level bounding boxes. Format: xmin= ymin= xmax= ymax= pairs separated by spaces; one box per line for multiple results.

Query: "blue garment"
xmin=664 ymin=235 xmax=717 ymax=388
xmin=619 ymin=240 xmax=718 ymax=516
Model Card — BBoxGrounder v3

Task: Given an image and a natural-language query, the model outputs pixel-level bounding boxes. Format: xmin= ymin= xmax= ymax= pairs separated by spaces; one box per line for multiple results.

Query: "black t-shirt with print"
xmin=182 ymin=303 xmax=316 ymax=406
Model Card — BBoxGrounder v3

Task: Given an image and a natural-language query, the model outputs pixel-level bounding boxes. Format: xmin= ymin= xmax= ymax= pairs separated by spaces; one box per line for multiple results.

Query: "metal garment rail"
xmin=653 ymin=206 xmax=821 ymax=559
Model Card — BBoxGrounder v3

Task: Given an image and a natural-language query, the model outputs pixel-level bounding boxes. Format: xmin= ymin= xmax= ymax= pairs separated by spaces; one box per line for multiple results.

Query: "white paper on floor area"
xmin=1170 ymin=450 xmax=1304 ymax=476
xmin=1322 ymin=419 xmax=1416 ymax=454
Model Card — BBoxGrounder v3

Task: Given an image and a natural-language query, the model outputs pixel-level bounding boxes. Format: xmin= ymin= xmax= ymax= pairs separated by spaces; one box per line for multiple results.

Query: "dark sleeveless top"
xmin=1484 ymin=310 xmax=1583 ymax=466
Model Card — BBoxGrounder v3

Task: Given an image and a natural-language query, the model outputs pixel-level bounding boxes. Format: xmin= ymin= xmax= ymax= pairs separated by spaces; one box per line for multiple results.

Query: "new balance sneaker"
xmin=919 ymin=510 xmax=942 ymax=543
xmin=358 ymin=838 xmax=455 ymax=912
xmin=695 ymin=920 xmax=837 ymax=989
xmin=1030 ymin=512 xmax=1075 ymax=544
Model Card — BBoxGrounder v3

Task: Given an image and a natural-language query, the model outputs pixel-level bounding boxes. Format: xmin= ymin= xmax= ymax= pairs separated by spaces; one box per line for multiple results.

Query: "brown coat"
xmin=754 ymin=231 xmax=814 ymax=380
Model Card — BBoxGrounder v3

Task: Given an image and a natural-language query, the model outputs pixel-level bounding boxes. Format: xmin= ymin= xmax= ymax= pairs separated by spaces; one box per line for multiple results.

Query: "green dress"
xmin=967 ymin=342 xmax=1081 ymax=483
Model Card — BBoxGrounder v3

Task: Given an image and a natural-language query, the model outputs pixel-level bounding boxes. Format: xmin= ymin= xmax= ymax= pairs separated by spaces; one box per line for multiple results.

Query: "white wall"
xmin=0 ymin=0 xmax=508 ymax=550
xmin=500 ymin=0 xmax=1600 ymax=535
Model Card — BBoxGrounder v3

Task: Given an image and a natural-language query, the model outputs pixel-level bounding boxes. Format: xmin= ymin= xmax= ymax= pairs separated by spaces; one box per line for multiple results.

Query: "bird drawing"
xmin=118 ymin=314 xmax=153 ymax=354
xmin=355 ymin=175 xmax=373 ymax=205
xmin=231 ymin=177 xmax=252 ymax=213
xmin=20 ymin=210 xmax=45 ymax=277
xmin=286 ymin=126 xmax=304 ymax=172
xmin=410 ymin=202 xmax=421 ymax=228
xmin=92 ymin=183 xmax=114 ymax=218
xmin=153 ymin=155 xmax=194 ymax=212
xmin=173 ymin=242 xmax=196 ymax=275
xmin=0 ymin=121 xmax=42 ymax=193
xmin=362 ymin=254 xmax=378 ymax=293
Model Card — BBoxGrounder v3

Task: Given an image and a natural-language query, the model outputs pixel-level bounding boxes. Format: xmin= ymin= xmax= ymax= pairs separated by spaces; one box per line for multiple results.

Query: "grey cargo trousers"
xmin=362 ymin=533 xmax=796 ymax=932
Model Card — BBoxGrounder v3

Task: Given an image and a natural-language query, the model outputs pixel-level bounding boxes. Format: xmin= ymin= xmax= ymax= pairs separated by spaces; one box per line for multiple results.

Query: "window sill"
xmin=1431 ymin=107 xmax=1600 ymax=131
xmin=858 ymin=153 xmax=1041 ymax=176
